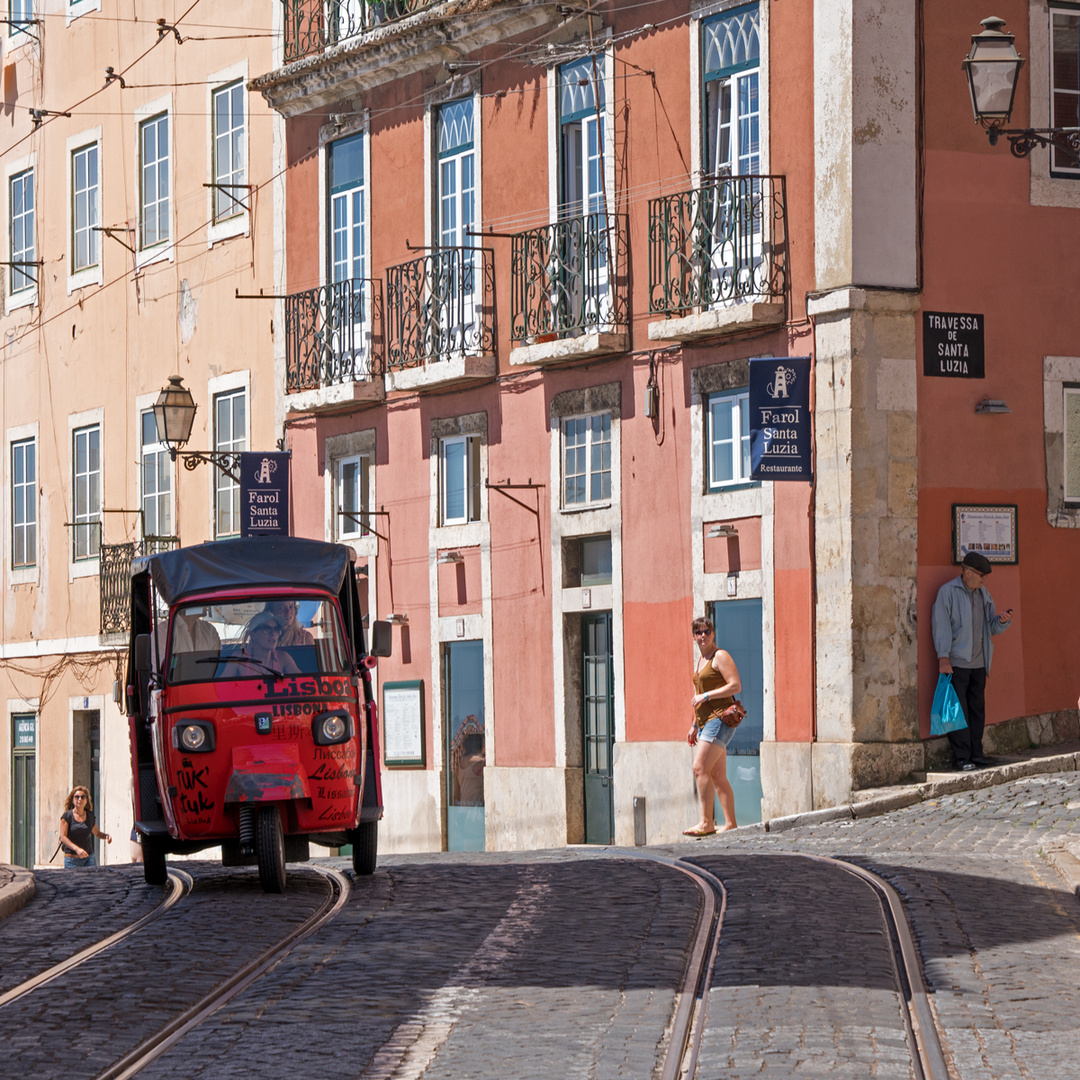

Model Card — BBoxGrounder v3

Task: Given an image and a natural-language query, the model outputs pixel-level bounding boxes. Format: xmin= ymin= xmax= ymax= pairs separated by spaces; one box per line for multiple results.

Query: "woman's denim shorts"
xmin=64 ymin=854 xmax=97 ymax=868
xmin=698 ymin=717 xmax=737 ymax=748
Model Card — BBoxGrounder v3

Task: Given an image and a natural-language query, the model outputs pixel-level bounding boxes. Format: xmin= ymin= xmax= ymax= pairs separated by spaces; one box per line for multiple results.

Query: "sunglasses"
xmin=73 ymin=794 xmax=87 ymax=800
xmin=255 ymin=625 xmax=282 ymax=635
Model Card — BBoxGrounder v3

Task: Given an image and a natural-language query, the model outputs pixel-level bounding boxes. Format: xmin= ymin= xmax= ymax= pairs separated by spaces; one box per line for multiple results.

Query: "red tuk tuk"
xmin=127 ymin=537 xmax=390 ymax=892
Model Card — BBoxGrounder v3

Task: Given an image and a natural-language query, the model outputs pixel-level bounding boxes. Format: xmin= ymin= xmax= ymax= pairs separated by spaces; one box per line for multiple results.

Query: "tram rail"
xmin=0 ymin=869 xmax=193 ymax=1010
xmin=95 ymin=864 xmax=350 ymax=1080
xmin=657 ymin=851 xmax=951 ymax=1080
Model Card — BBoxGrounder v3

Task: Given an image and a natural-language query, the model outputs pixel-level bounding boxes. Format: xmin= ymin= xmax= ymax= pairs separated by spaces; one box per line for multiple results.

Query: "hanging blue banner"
xmin=239 ymin=452 xmax=291 ymax=537
xmin=749 ymin=357 xmax=813 ymax=482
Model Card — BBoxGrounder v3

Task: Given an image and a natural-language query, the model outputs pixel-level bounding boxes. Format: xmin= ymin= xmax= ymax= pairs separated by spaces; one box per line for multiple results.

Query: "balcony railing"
xmin=648 ymin=175 xmax=788 ymax=316
xmin=511 ymin=212 xmax=629 ymax=344
xmin=386 ymin=246 xmax=495 ymax=370
xmin=285 ymin=278 xmax=383 ymax=394
xmin=282 ymin=0 xmax=438 ymax=63
xmin=100 ymin=536 xmax=179 ymax=635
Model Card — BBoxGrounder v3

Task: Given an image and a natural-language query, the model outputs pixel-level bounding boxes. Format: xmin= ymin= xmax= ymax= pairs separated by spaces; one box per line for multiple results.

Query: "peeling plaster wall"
xmin=815 ymin=0 xmax=917 ymax=289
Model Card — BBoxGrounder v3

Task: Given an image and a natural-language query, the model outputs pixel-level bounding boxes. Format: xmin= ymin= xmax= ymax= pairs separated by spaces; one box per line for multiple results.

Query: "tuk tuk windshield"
xmin=164 ymin=596 xmax=351 ymax=683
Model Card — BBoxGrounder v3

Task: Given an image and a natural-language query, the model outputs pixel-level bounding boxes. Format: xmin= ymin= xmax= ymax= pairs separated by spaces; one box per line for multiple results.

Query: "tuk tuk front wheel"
xmin=142 ymin=835 xmax=167 ymax=886
xmin=349 ymin=820 xmax=378 ymax=876
xmin=256 ymin=805 xmax=287 ymax=893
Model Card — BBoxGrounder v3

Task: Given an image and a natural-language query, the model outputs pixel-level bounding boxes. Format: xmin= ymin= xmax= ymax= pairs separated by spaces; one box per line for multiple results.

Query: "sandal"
xmin=682 ymin=827 xmax=717 ymax=837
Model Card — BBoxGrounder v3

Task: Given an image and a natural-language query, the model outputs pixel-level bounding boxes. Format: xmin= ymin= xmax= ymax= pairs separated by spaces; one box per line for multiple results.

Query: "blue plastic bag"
xmin=930 ymin=673 xmax=967 ymax=736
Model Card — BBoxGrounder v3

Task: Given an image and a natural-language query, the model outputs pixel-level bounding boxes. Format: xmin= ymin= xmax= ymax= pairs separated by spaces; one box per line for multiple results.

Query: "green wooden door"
xmin=583 ymin=613 xmax=614 ymax=844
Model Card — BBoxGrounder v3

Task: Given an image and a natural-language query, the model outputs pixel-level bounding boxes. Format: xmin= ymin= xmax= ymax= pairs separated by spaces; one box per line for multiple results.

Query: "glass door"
xmin=582 ymin=613 xmax=614 ymax=844
xmin=445 ymin=640 xmax=485 ymax=852
xmin=12 ymin=714 xmax=36 ymax=868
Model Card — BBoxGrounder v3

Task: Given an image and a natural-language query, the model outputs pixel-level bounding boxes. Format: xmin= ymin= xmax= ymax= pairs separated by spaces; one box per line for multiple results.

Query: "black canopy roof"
xmin=132 ymin=537 xmax=356 ymax=606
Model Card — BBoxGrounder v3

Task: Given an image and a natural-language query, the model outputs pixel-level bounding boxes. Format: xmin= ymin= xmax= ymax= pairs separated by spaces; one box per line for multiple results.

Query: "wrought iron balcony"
xmin=648 ymin=175 xmax=788 ymax=316
xmin=283 ymin=0 xmax=437 ymax=63
xmin=386 ymin=246 xmax=495 ymax=371
xmin=100 ymin=536 xmax=179 ymax=636
xmin=285 ymin=278 xmax=383 ymax=395
xmin=510 ymin=213 xmax=629 ymax=345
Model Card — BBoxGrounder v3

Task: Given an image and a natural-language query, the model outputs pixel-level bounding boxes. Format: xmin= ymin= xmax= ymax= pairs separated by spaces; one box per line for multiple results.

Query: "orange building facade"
xmin=3 ymin=1 xmax=1079 ymax=866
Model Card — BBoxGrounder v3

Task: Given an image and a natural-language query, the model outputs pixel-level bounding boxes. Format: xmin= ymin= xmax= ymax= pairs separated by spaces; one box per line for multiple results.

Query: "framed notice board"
xmin=952 ymin=504 xmax=1018 ymax=565
xmin=383 ymin=680 xmax=425 ymax=767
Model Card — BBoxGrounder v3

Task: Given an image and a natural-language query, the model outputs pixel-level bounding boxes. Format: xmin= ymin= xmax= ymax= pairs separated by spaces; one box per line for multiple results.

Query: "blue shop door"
xmin=583 ymin=613 xmax=615 ymax=844
xmin=711 ymin=599 xmax=763 ymax=824
xmin=445 ymin=640 xmax=486 ymax=852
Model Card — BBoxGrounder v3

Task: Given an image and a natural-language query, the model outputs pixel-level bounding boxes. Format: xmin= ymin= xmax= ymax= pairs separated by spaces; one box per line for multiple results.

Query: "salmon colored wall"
xmin=437 ymin=548 xmax=483 ymax=615
xmin=919 ymin=3 xmax=1080 ymax=725
xmin=703 ymin=517 xmax=762 ymax=574
xmin=773 ymin=480 xmax=814 ymax=741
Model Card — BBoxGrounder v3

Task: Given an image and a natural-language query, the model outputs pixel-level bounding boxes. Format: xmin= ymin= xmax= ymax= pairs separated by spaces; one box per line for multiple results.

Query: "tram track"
xmin=93 ymin=863 xmax=351 ymax=1080
xmin=0 ymin=869 xmax=193 ymax=1010
xmin=660 ymin=851 xmax=951 ymax=1080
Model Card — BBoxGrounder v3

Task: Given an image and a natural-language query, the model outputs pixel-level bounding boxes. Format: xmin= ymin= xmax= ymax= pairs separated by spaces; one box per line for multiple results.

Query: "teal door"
xmin=583 ymin=613 xmax=614 ymax=844
xmin=12 ymin=713 xmax=36 ymax=868
xmin=445 ymin=640 xmax=485 ymax=852
xmin=711 ymin=599 xmax=763 ymax=824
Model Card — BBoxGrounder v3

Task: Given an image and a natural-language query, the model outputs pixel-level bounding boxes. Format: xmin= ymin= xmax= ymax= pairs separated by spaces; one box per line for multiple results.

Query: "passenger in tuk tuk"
xmin=222 ymin=610 xmax=302 ymax=678
xmin=161 ymin=606 xmax=221 ymax=681
xmin=264 ymin=599 xmax=314 ymax=648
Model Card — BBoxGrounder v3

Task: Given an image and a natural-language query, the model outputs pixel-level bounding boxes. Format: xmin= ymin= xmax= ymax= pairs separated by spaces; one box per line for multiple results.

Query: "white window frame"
xmin=439 ymin=434 xmax=481 ymax=526
xmin=325 ymin=128 xmax=372 ymax=377
xmin=207 ymin=64 xmax=249 ymax=245
xmin=436 ymin=96 xmax=481 ymax=355
xmin=7 ymin=0 xmax=34 ymax=41
xmin=561 ymin=411 xmax=612 ymax=510
xmin=10 ymin=432 xmax=36 ymax=572
xmin=7 ymin=421 xmax=38 ymax=585
xmin=66 ymin=0 xmax=101 ymax=25
xmin=135 ymin=98 xmax=173 ymax=266
xmin=1049 ymin=4 xmax=1080 ymax=178
xmin=212 ymin=386 xmax=247 ymax=539
xmin=71 ymin=142 xmax=100 ymax=275
xmin=66 ymin=128 xmax=103 ymax=293
xmin=336 ymin=453 xmax=371 ymax=540
xmin=139 ymin=407 xmax=174 ymax=544
xmin=1066 ymin=385 xmax=1080 ymax=504
xmin=7 ymin=163 xmax=35 ymax=310
xmin=706 ymin=389 xmax=754 ymax=489
xmin=72 ymin=422 xmax=102 ymax=564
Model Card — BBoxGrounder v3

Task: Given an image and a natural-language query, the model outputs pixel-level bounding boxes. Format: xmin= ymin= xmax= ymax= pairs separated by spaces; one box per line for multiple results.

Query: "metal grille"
xmin=511 ymin=213 xmax=628 ymax=343
xmin=99 ymin=536 xmax=179 ymax=635
xmin=648 ymin=174 xmax=787 ymax=315
xmin=282 ymin=0 xmax=438 ymax=63
xmin=386 ymin=247 xmax=494 ymax=370
xmin=285 ymin=278 xmax=383 ymax=393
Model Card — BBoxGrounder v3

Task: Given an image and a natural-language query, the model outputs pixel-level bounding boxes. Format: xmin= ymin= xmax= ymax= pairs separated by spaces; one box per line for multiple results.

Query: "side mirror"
xmin=134 ymin=634 xmax=152 ymax=673
xmin=369 ymin=620 xmax=393 ymax=657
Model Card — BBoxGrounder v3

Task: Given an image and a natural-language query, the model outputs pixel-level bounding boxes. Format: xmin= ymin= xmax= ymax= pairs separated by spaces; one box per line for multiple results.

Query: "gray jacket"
xmin=931 ymin=575 xmax=1009 ymax=672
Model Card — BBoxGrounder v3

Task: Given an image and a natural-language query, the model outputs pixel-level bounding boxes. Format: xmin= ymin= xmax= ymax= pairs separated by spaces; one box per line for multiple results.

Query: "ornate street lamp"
xmin=963 ymin=16 xmax=1080 ymax=165
xmin=153 ymin=375 xmax=241 ymax=480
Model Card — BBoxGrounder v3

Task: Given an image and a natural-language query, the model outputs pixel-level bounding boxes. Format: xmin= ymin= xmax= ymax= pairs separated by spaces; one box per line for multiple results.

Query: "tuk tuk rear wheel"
xmin=142 ymin=836 xmax=167 ymax=886
xmin=350 ymin=820 xmax=378 ymax=876
xmin=257 ymin=805 xmax=287 ymax=893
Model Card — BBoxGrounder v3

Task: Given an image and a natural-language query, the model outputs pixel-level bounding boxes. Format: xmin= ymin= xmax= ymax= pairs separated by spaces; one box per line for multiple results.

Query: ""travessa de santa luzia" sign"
xmin=922 ymin=311 xmax=984 ymax=379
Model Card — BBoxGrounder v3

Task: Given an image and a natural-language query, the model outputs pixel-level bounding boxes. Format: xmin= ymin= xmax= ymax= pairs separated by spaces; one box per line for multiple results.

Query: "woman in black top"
xmin=60 ymin=786 xmax=111 ymax=867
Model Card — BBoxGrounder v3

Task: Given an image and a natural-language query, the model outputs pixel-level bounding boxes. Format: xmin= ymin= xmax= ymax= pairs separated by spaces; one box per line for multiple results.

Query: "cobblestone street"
xmin=2 ymin=763 xmax=1079 ymax=1079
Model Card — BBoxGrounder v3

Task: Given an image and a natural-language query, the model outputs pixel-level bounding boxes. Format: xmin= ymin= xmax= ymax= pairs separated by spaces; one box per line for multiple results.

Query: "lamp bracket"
xmin=172 ymin=449 xmax=241 ymax=483
xmin=987 ymin=125 xmax=1080 ymax=166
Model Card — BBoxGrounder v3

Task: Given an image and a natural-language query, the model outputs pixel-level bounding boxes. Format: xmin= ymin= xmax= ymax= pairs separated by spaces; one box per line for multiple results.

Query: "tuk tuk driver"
xmin=223 ymin=610 xmax=301 ymax=677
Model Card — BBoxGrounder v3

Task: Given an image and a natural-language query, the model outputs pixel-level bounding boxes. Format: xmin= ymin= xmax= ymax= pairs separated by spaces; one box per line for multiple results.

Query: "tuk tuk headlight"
xmin=313 ymin=711 xmax=352 ymax=745
xmin=175 ymin=721 xmax=215 ymax=753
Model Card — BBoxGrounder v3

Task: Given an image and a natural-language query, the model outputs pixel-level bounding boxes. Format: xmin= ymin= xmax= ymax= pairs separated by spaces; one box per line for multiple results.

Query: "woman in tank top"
xmin=60 ymin=786 xmax=112 ymax=867
xmin=683 ymin=616 xmax=740 ymax=836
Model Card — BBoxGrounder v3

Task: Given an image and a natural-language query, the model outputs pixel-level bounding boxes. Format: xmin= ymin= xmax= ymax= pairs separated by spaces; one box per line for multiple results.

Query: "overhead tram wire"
xmin=4 ymin=0 xmax=691 ymax=347
xmin=0 ymin=0 xmax=207 ymax=165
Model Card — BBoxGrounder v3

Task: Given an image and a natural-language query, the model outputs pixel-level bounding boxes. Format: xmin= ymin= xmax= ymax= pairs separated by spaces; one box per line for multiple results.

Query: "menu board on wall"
xmin=383 ymin=680 xmax=425 ymax=767
xmin=953 ymin=504 xmax=1018 ymax=565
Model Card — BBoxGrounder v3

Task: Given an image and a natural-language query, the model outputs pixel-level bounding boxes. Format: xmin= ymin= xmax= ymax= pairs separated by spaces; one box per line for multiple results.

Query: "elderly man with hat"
xmin=931 ymin=551 xmax=1014 ymax=771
